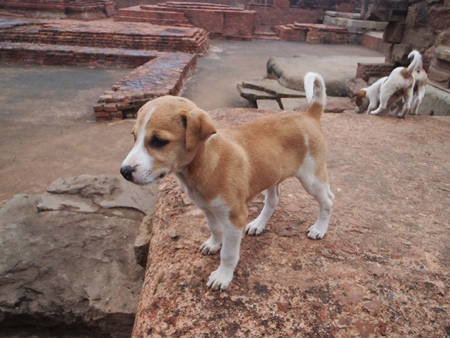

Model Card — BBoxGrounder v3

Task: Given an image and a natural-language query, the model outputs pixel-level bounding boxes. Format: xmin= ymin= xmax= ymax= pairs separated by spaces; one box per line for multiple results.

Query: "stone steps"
xmin=323 ymin=11 xmax=387 ymax=33
xmin=115 ymin=6 xmax=191 ymax=27
xmin=274 ymin=23 xmax=361 ymax=44
xmin=253 ymin=29 xmax=281 ymax=41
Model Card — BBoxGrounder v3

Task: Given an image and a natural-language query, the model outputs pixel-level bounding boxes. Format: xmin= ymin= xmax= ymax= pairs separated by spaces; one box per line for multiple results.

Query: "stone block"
xmin=383 ymin=21 xmax=405 ymax=43
xmin=391 ymin=44 xmax=412 ymax=64
xmin=435 ymin=46 xmax=450 ymax=62
xmin=428 ymin=66 xmax=450 ymax=87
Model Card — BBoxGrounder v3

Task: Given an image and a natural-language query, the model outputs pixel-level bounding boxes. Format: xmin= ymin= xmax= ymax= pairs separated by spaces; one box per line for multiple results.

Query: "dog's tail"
xmin=304 ymin=72 xmax=326 ymax=120
xmin=407 ymin=50 xmax=423 ymax=74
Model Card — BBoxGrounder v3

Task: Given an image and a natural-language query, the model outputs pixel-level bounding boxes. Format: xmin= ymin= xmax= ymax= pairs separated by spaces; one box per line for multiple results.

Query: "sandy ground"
xmin=0 ymin=41 xmax=385 ymax=206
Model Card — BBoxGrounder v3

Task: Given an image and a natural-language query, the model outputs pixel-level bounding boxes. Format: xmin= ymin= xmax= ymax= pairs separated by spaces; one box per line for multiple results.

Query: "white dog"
xmin=354 ymin=76 xmax=388 ymax=114
xmin=370 ymin=50 xmax=424 ymax=118
xmin=120 ymin=72 xmax=334 ymax=291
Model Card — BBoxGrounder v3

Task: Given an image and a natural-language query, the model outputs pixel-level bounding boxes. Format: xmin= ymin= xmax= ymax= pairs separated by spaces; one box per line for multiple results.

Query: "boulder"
xmin=267 ymin=56 xmax=354 ymax=97
xmin=0 ymin=174 xmax=156 ymax=337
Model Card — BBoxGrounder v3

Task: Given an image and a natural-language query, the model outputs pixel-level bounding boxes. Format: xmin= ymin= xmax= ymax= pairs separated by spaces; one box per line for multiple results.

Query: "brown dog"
xmin=120 ymin=72 xmax=334 ymax=290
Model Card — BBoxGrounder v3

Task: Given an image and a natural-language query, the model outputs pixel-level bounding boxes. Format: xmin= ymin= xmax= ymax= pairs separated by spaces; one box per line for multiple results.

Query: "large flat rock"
xmin=267 ymin=56 xmax=357 ymax=97
xmin=133 ymin=108 xmax=450 ymax=337
xmin=0 ymin=174 xmax=157 ymax=337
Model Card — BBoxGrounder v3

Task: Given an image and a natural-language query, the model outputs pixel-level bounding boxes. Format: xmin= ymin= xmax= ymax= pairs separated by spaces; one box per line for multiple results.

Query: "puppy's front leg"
xmin=200 ymin=209 xmax=223 ymax=255
xmin=207 ymin=215 xmax=244 ymax=291
xmin=246 ymin=184 xmax=280 ymax=235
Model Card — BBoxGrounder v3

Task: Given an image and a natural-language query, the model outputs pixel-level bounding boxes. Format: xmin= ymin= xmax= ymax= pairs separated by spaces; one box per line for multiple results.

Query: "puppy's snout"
xmin=120 ymin=166 xmax=135 ymax=182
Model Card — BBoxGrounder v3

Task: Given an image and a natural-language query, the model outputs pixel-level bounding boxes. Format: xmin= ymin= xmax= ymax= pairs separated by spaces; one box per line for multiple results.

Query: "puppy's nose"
xmin=120 ymin=166 xmax=135 ymax=182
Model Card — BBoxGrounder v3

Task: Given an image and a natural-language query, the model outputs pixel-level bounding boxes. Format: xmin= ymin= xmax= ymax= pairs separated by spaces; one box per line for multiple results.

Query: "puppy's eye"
xmin=150 ymin=136 xmax=169 ymax=148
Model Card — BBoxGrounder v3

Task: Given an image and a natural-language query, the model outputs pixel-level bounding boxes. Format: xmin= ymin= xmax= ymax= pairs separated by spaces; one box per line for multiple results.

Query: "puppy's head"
xmin=120 ymin=96 xmax=216 ymax=185
xmin=354 ymin=89 xmax=368 ymax=113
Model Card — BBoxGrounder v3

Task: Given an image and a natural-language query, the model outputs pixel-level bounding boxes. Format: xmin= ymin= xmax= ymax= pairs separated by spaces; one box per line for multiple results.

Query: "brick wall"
xmin=0 ymin=42 xmax=156 ymax=68
xmin=0 ymin=21 xmax=210 ymax=55
xmin=0 ymin=0 xmax=115 ymax=19
xmin=247 ymin=5 xmax=323 ymax=31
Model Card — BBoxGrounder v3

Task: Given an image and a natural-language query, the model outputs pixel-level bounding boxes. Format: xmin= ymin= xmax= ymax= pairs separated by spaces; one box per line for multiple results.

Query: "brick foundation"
xmin=0 ymin=19 xmax=210 ymax=54
xmin=247 ymin=5 xmax=323 ymax=32
xmin=115 ymin=3 xmax=256 ymax=40
xmin=0 ymin=42 xmax=157 ymax=68
xmin=356 ymin=62 xmax=395 ymax=81
xmin=0 ymin=0 xmax=115 ymax=20
xmin=274 ymin=23 xmax=361 ymax=44
xmin=94 ymin=53 xmax=198 ymax=120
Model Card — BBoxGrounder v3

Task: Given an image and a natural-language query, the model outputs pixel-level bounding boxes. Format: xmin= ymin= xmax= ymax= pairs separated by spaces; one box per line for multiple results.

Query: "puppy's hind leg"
xmin=397 ymin=89 xmax=413 ymax=118
xmin=246 ymin=184 xmax=280 ymax=236
xmin=296 ymin=162 xmax=334 ymax=239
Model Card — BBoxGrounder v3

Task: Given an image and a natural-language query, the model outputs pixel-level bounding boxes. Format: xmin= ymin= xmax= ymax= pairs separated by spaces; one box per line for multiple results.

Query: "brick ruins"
xmin=357 ymin=0 xmax=450 ymax=88
xmin=0 ymin=0 xmax=448 ymax=110
xmin=0 ymin=0 xmax=115 ymax=19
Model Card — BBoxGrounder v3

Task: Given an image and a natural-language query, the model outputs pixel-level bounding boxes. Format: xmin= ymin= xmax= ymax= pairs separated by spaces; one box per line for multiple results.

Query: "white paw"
xmin=199 ymin=237 xmax=221 ymax=255
xmin=206 ymin=268 xmax=234 ymax=291
xmin=245 ymin=220 xmax=265 ymax=236
xmin=369 ymin=110 xmax=379 ymax=115
xmin=307 ymin=224 xmax=326 ymax=240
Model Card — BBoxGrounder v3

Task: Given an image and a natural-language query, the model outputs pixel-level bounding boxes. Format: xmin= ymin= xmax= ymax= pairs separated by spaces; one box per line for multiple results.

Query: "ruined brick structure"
xmin=0 ymin=0 xmax=115 ymax=19
xmin=360 ymin=0 xmax=450 ymax=88
xmin=115 ymin=2 xmax=256 ymax=40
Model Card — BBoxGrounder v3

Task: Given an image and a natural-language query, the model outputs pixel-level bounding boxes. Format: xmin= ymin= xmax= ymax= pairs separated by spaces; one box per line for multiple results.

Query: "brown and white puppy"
xmin=120 ymin=72 xmax=334 ymax=291
xmin=354 ymin=76 xmax=388 ymax=114
xmin=370 ymin=50 xmax=423 ymax=118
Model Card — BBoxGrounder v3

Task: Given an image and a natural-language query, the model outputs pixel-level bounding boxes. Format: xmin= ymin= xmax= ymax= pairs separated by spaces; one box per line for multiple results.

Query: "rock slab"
xmin=132 ymin=108 xmax=450 ymax=338
xmin=0 ymin=175 xmax=156 ymax=337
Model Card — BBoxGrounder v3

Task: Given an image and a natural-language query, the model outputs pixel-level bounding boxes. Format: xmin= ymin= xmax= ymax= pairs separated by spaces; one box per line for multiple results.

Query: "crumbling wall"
xmin=382 ymin=0 xmax=450 ymax=87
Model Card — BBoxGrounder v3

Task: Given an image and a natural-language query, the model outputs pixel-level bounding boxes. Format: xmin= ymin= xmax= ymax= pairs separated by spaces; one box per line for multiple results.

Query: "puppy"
xmin=354 ymin=76 xmax=388 ymax=114
xmin=370 ymin=50 xmax=423 ymax=118
xmin=120 ymin=72 xmax=334 ymax=291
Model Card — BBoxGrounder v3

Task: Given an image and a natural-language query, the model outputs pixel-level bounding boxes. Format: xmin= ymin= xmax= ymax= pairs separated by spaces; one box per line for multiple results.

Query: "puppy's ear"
xmin=183 ymin=109 xmax=216 ymax=151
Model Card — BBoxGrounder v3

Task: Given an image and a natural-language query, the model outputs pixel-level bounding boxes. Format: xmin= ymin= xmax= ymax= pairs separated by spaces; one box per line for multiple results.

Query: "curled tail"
xmin=407 ymin=50 xmax=423 ymax=75
xmin=304 ymin=72 xmax=326 ymax=120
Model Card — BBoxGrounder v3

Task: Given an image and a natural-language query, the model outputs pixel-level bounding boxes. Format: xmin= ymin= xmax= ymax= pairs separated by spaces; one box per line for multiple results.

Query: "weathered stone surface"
xmin=133 ymin=108 xmax=450 ymax=337
xmin=39 ymin=174 xmax=156 ymax=216
xmin=419 ymin=84 xmax=450 ymax=115
xmin=391 ymin=43 xmax=412 ymax=64
xmin=0 ymin=193 xmax=41 ymax=226
xmin=267 ymin=56 xmax=356 ymax=97
xmin=292 ymin=97 xmax=355 ymax=113
xmin=0 ymin=174 xmax=154 ymax=337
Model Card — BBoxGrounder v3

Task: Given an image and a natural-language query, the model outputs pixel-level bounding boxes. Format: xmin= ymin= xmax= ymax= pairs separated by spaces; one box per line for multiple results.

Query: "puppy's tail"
xmin=407 ymin=50 xmax=423 ymax=74
xmin=304 ymin=72 xmax=326 ymax=120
